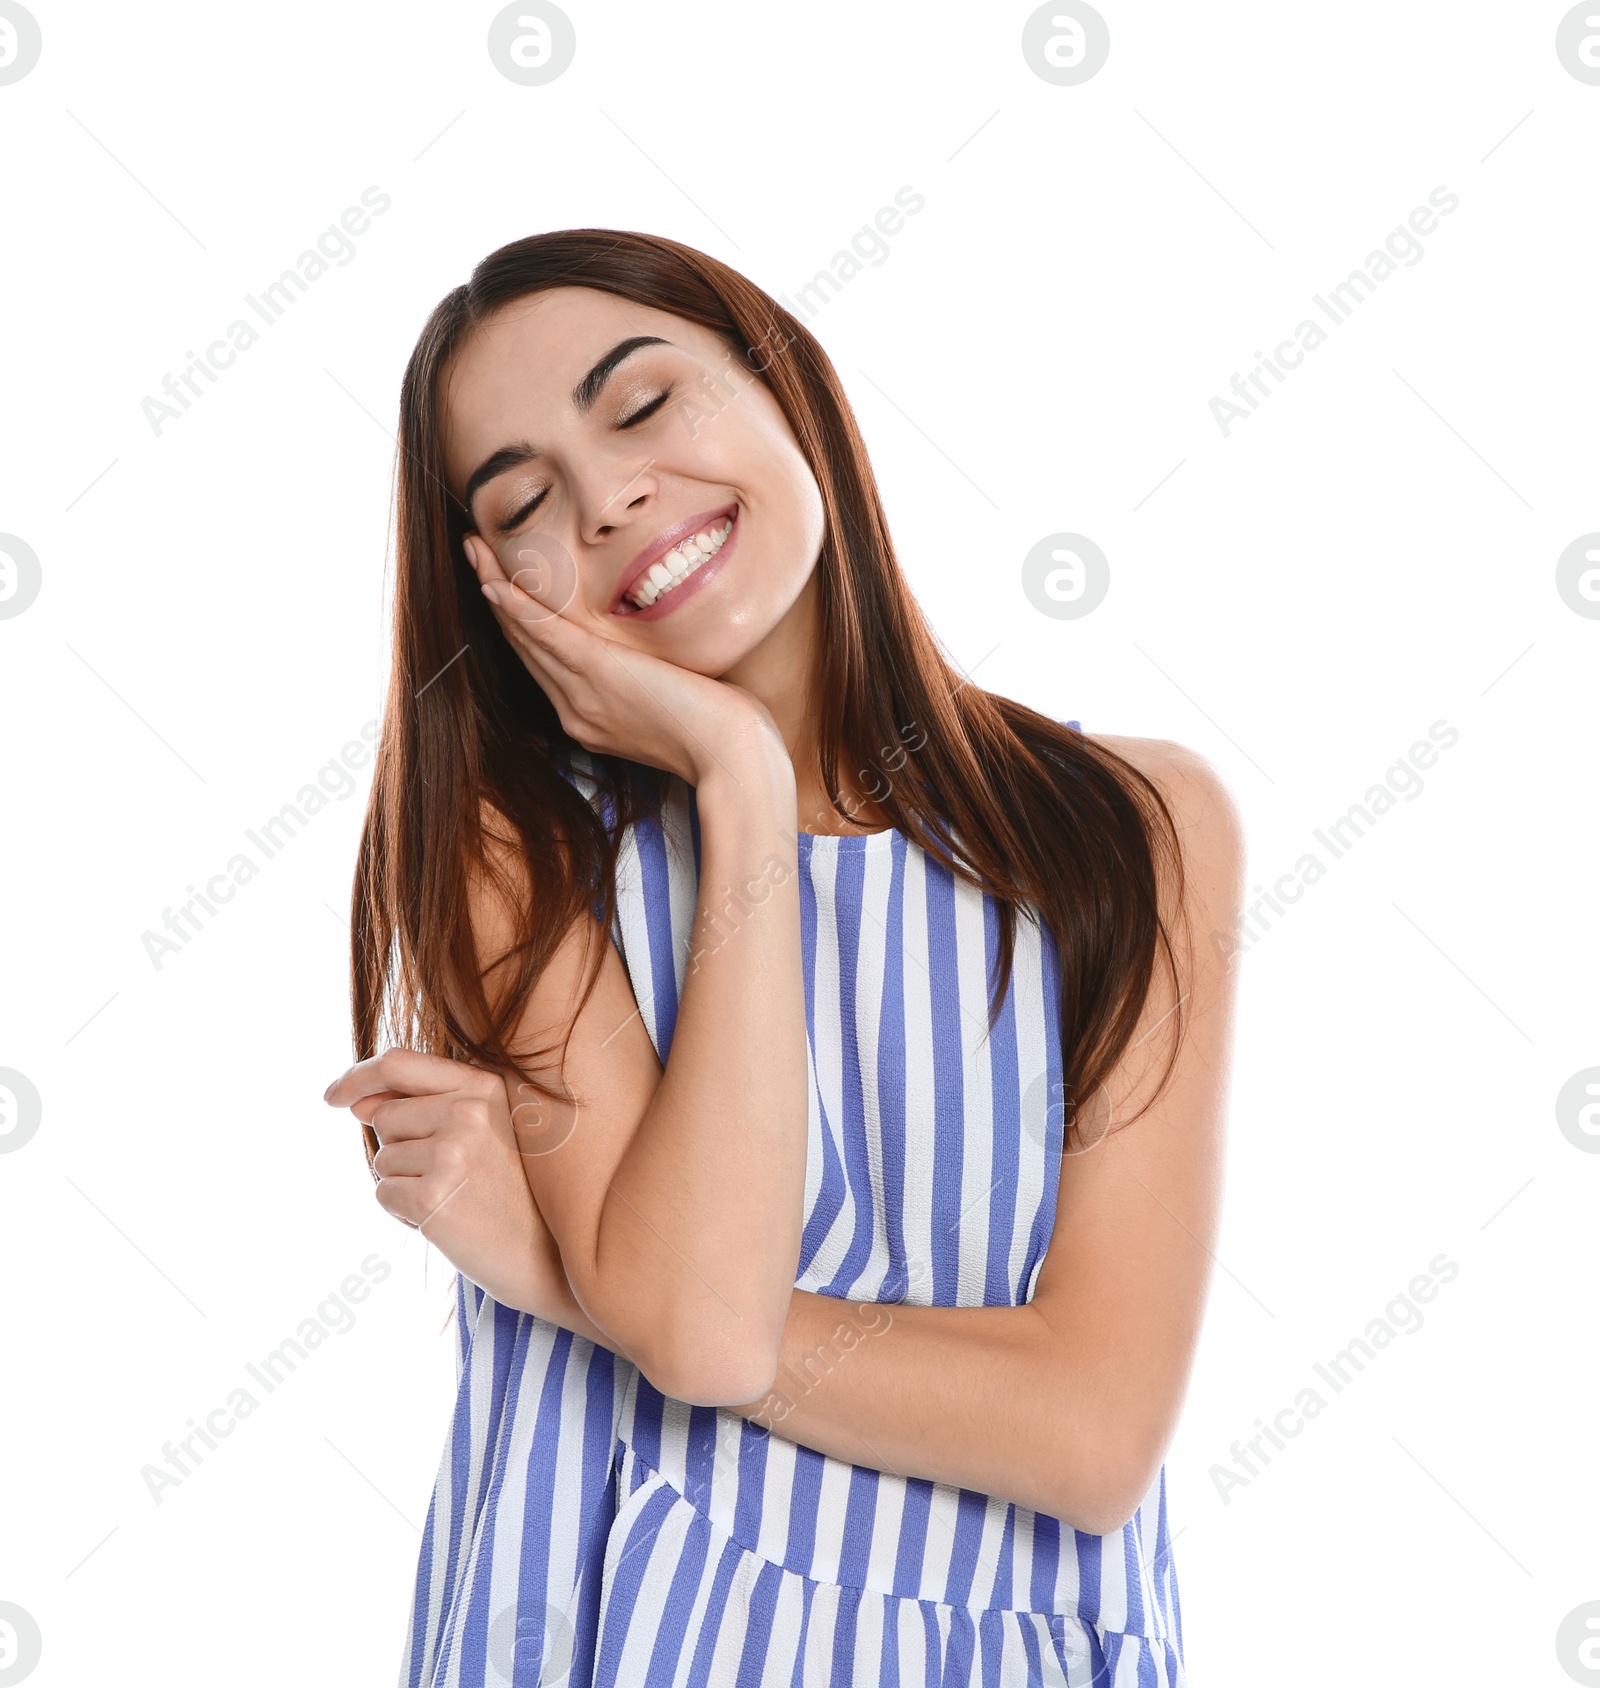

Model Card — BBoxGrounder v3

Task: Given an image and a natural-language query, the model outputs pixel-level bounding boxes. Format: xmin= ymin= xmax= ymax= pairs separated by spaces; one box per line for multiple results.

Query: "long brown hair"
xmin=348 ymin=228 xmax=1187 ymax=1172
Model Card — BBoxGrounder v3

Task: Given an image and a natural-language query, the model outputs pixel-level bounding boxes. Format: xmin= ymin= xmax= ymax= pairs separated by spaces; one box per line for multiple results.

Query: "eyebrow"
xmin=460 ymin=334 xmax=670 ymax=513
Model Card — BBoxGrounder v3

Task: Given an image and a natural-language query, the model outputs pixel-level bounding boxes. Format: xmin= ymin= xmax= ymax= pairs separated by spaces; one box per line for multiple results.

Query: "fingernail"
xmin=323 ymin=1080 xmax=338 ymax=1102
xmin=482 ymin=583 xmax=500 ymax=606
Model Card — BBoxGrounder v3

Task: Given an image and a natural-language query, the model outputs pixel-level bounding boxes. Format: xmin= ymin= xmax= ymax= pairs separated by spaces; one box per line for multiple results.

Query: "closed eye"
xmin=497 ymin=488 xmax=546 ymax=536
xmin=617 ymin=387 xmax=673 ymax=428
xmin=494 ymin=388 xmax=675 ymax=535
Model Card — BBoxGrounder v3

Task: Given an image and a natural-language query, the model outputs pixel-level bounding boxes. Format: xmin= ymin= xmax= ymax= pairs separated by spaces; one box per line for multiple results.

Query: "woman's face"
xmin=440 ymin=286 xmax=827 ymax=679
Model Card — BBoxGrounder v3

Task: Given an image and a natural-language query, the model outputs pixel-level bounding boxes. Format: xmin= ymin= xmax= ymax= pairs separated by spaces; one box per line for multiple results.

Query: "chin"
xmin=656 ymin=625 xmax=766 ymax=679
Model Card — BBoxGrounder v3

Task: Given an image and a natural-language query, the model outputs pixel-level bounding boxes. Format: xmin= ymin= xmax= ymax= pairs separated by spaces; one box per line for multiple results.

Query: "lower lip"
xmin=613 ymin=507 xmax=740 ymax=621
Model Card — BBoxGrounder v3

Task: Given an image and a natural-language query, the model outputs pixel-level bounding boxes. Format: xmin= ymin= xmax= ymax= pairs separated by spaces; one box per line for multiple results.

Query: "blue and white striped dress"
xmin=400 ymin=732 xmax=1186 ymax=1686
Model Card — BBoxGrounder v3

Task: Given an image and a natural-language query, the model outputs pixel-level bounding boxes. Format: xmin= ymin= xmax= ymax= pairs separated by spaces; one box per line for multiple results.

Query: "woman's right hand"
xmin=327 ymin=1047 xmax=574 ymax=1324
xmin=464 ymin=532 xmax=788 ymax=789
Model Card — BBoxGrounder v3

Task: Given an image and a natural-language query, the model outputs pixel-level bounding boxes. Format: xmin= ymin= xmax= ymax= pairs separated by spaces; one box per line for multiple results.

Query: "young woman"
xmin=324 ymin=229 xmax=1242 ymax=1688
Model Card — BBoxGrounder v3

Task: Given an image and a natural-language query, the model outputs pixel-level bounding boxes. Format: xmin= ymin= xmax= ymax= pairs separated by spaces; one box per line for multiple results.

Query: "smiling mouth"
xmin=620 ymin=514 xmax=736 ymax=610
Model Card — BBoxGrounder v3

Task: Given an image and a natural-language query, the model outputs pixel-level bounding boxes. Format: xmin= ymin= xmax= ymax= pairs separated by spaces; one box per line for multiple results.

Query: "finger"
xmin=324 ymin=1047 xmax=494 ymax=1108
xmin=373 ymin=1174 xmax=425 ymax=1229
xmin=475 ymin=530 xmax=581 ymax=624
xmin=469 ymin=533 xmax=550 ymax=614
xmin=464 ymin=534 xmax=523 ymax=627
xmin=485 ymin=584 xmax=604 ymax=692
xmin=463 ymin=535 xmax=593 ymax=683
xmin=371 ymin=1138 xmax=431 ymax=1179
xmin=463 ymin=537 xmax=568 ymax=658
xmin=464 ymin=536 xmax=607 ymax=716
xmin=504 ymin=529 xmax=580 ymax=617
xmin=346 ymin=1089 xmax=407 ymax=1130
xmin=376 ymin=1170 xmax=472 ymax=1234
xmin=365 ymin=1090 xmax=476 ymax=1146
xmin=477 ymin=591 xmax=564 ymax=695
xmin=465 ymin=532 xmax=514 ymax=596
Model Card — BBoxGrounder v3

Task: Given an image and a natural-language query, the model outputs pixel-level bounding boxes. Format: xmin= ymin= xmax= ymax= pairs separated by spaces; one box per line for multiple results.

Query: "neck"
xmin=715 ymin=570 xmax=891 ymax=835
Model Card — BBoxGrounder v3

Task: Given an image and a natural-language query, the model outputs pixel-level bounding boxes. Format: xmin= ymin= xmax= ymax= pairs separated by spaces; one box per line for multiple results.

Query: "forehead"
xmin=438 ymin=286 xmax=713 ymax=490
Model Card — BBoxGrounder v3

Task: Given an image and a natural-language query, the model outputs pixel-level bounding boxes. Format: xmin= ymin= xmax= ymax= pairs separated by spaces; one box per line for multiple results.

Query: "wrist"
xmin=693 ymin=736 xmax=796 ymax=823
xmin=687 ymin=707 xmax=793 ymax=791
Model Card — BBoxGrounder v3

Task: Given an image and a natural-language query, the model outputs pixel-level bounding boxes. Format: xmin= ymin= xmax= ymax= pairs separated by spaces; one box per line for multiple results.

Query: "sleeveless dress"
xmin=399 ymin=732 xmax=1187 ymax=1687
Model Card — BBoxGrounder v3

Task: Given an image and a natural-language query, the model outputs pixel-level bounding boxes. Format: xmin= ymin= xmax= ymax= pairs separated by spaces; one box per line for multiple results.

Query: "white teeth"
xmin=627 ymin=516 xmax=735 ymax=608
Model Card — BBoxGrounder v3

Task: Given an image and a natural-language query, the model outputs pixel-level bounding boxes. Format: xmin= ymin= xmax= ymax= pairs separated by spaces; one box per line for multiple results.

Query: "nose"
xmin=584 ymin=488 xmax=652 ymax=548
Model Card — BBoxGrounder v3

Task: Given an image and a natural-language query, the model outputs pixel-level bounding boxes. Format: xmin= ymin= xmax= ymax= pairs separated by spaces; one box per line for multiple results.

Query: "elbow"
xmin=1052 ymin=1483 xmax=1141 ymax=1540
xmin=647 ymin=1347 xmax=779 ymax=1410
xmin=584 ymin=1215 xmax=787 ymax=1406
xmin=1041 ymin=1416 xmax=1164 ymax=1538
xmin=577 ymin=1255 xmax=783 ymax=1406
xmin=662 ymin=1366 xmax=779 ymax=1411
xmin=1071 ymin=1492 xmax=1142 ymax=1540
xmin=642 ymin=1319 xmax=781 ymax=1410
xmin=1067 ymin=1448 xmax=1164 ymax=1539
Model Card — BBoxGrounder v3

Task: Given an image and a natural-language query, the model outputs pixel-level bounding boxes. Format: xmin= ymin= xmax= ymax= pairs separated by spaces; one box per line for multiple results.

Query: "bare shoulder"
xmin=1085 ymin=733 xmax=1240 ymax=831
xmin=1083 ymin=733 xmax=1245 ymax=897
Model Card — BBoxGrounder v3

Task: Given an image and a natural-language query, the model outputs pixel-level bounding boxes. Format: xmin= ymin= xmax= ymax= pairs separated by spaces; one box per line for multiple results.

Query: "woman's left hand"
xmin=324 ymin=1047 xmax=578 ymax=1324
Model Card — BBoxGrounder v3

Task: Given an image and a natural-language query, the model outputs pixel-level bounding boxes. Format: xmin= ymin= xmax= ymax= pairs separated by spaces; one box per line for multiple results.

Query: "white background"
xmin=1 ymin=2 xmax=1596 ymax=1684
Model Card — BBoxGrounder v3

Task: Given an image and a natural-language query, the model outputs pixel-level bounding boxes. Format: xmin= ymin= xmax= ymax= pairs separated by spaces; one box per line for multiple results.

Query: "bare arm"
xmin=428 ymin=523 xmax=821 ymax=1408
xmin=467 ymin=741 xmax=807 ymax=1408
xmin=591 ymin=750 xmax=809 ymax=1398
xmin=527 ymin=1273 xmax=1091 ymax=1519
xmin=528 ymin=737 xmax=1243 ymax=1533
xmin=732 ymin=739 xmax=1243 ymax=1533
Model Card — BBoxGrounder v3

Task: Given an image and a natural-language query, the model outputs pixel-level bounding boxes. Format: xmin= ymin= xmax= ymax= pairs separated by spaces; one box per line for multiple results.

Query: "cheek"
xmin=771 ymin=470 xmax=827 ymax=584
xmin=692 ymin=385 xmax=811 ymax=496
xmin=755 ymin=504 xmax=826 ymax=619
xmin=739 ymin=426 xmax=825 ymax=552
xmin=666 ymin=386 xmax=826 ymax=589
xmin=493 ymin=531 xmax=582 ymax=617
